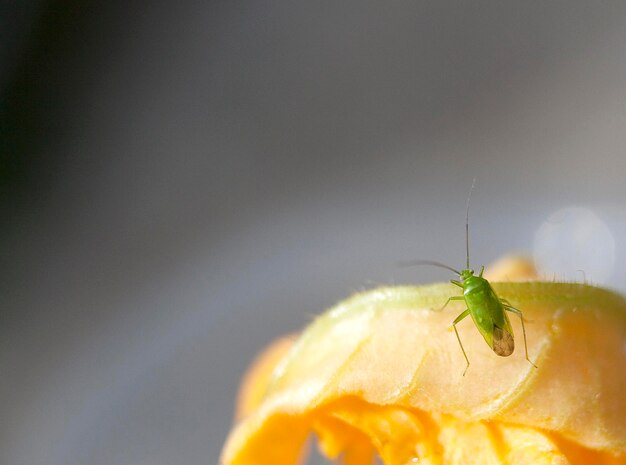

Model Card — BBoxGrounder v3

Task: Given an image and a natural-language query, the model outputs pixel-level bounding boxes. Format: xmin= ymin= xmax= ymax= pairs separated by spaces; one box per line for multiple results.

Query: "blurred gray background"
xmin=2 ymin=1 xmax=626 ymax=464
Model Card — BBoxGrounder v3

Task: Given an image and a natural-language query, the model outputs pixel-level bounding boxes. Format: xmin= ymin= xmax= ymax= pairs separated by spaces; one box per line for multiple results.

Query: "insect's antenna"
xmin=465 ymin=178 xmax=476 ymax=270
xmin=398 ymin=260 xmax=461 ymax=276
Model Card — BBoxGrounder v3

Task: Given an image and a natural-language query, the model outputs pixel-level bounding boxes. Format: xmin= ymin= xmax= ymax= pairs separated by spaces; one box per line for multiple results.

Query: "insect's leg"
xmin=478 ymin=265 xmax=485 ymax=277
xmin=501 ymin=299 xmax=534 ymax=322
xmin=452 ymin=309 xmax=471 ymax=376
xmin=440 ymin=295 xmax=464 ymax=311
xmin=504 ymin=305 xmax=538 ymax=369
xmin=450 ymin=279 xmax=463 ymax=288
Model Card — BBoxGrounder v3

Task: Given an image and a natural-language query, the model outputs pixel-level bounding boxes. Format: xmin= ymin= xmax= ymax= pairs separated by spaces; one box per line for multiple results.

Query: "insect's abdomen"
xmin=464 ymin=276 xmax=515 ymax=357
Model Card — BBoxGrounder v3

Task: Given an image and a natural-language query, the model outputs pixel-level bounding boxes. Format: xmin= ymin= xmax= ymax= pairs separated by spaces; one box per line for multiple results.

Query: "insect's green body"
xmin=455 ymin=270 xmax=515 ymax=358
xmin=402 ymin=180 xmax=537 ymax=375
xmin=436 ymin=262 xmax=535 ymax=376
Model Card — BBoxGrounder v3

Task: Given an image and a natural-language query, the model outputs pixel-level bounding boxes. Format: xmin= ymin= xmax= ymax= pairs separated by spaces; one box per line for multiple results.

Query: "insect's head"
xmin=459 ymin=269 xmax=475 ymax=281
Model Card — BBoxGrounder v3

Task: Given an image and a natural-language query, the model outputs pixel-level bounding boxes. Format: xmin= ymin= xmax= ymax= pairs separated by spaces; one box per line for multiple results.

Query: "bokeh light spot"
xmin=533 ymin=207 xmax=615 ymax=284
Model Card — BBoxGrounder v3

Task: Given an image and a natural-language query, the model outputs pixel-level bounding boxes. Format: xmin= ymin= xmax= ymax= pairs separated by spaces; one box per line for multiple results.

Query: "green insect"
xmin=403 ymin=181 xmax=537 ymax=375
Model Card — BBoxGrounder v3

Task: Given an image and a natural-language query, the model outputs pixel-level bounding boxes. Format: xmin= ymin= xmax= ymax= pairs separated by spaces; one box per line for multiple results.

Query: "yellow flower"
xmin=220 ymin=257 xmax=626 ymax=464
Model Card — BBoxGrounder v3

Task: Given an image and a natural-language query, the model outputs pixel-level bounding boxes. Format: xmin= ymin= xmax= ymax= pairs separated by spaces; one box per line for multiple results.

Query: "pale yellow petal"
xmin=221 ymin=258 xmax=626 ymax=464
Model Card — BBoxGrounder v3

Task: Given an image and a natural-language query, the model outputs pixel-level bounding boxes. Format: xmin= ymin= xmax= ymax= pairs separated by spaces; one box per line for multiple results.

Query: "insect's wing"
xmin=468 ymin=282 xmax=515 ymax=357
xmin=474 ymin=314 xmax=515 ymax=357
xmin=492 ymin=324 xmax=514 ymax=356
xmin=490 ymin=295 xmax=515 ymax=356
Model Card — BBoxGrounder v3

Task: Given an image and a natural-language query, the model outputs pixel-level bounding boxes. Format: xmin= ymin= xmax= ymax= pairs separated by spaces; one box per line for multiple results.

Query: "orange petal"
xmin=235 ymin=334 xmax=297 ymax=420
xmin=483 ymin=255 xmax=539 ymax=281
